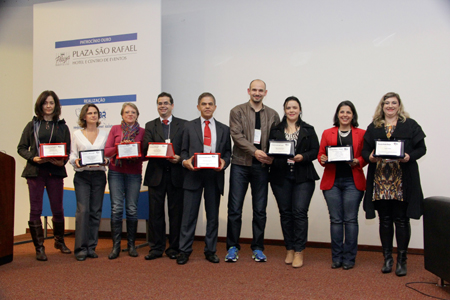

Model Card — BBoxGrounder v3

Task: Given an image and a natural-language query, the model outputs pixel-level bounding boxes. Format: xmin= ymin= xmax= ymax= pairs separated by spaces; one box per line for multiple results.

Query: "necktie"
xmin=162 ymin=119 xmax=169 ymax=125
xmin=204 ymin=120 xmax=211 ymax=148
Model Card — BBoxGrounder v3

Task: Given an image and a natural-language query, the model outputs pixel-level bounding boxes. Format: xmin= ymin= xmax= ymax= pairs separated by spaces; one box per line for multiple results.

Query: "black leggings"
xmin=375 ymin=200 xmax=410 ymax=251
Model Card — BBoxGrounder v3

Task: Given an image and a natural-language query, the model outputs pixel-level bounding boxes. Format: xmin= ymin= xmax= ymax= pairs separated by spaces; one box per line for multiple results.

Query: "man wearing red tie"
xmin=142 ymin=92 xmax=187 ymax=260
xmin=176 ymin=92 xmax=231 ymax=265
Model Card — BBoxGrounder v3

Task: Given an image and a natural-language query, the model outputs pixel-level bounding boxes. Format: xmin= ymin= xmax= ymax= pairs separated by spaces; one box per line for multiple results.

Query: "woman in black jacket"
xmin=17 ymin=90 xmax=71 ymax=261
xmin=362 ymin=92 xmax=426 ymax=276
xmin=269 ymin=96 xmax=319 ymax=268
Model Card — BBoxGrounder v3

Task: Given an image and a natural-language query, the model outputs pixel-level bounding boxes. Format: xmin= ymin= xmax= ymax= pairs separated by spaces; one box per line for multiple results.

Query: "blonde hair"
xmin=120 ymin=102 xmax=140 ymax=118
xmin=372 ymin=92 xmax=409 ymax=128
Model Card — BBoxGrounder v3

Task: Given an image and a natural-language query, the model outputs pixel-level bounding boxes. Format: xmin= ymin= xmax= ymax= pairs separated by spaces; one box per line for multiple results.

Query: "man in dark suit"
xmin=143 ymin=92 xmax=187 ymax=260
xmin=176 ymin=92 xmax=231 ymax=265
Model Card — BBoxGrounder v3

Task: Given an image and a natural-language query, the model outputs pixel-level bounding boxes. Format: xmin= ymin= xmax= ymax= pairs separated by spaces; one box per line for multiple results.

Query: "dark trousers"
xmin=148 ymin=170 xmax=183 ymax=254
xmin=271 ymin=173 xmax=315 ymax=252
xmin=375 ymin=200 xmax=410 ymax=251
xmin=73 ymin=171 xmax=106 ymax=256
xmin=226 ymin=163 xmax=269 ymax=251
xmin=179 ymin=170 xmax=220 ymax=255
xmin=27 ymin=168 xmax=64 ymax=222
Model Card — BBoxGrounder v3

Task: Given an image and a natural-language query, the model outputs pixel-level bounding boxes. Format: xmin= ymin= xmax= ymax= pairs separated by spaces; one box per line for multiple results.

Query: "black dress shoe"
xmin=177 ymin=253 xmax=189 ymax=265
xmin=145 ymin=252 xmax=163 ymax=260
xmin=76 ymin=254 xmax=87 ymax=261
xmin=331 ymin=262 xmax=342 ymax=269
xmin=205 ymin=254 xmax=220 ymax=263
xmin=165 ymin=249 xmax=179 ymax=259
xmin=87 ymin=252 xmax=98 ymax=258
xmin=343 ymin=264 xmax=354 ymax=270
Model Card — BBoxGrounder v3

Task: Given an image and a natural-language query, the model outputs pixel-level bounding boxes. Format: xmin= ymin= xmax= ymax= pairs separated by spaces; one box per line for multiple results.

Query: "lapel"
xmin=169 ymin=117 xmax=179 ymax=140
xmin=154 ymin=118 xmax=165 ymax=141
xmin=215 ymin=118 xmax=223 ymax=152
xmin=193 ymin=118 xmax=203 ymax=146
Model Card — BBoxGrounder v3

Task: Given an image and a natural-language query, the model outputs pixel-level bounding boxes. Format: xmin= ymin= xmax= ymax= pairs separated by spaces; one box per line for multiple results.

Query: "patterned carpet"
xmin=0 ymin=235 xmax=449 ymax=299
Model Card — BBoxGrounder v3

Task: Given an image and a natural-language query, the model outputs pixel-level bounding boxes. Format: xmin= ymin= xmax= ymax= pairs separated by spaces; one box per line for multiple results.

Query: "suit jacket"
xmin=181 ymin=117 xmax=231 ymax=195
xmin=318 ymin=126 xmax=367 ymax=191
xmin=143 ymin=116 xmax=187 ymax=188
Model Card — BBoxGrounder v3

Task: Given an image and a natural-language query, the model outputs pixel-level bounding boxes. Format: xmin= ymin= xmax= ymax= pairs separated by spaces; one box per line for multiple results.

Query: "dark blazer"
xmin=362 ymin=118 xmax=426 ymax=220
xmin=143 ymin=116 xmax=186 ymax=188
xmin=268 ymin=121 xmax=320 ymax=185
xmin=318 ymin=126 xmax=367 ymax=191
xmin=17 ymin=116 xmax=71 ymax=178
xmin=181 ymin=117 xmax=231 ymax=194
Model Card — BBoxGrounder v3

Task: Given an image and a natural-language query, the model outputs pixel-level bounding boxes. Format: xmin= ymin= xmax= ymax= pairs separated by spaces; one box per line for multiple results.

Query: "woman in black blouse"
xmin=269 ymin=96 xmax=319 ymax=268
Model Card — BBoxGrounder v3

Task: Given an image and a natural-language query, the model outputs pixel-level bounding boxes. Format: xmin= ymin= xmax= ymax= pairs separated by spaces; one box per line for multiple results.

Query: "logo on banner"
xmin=55 ymin=33 xmax=138 ymax=66
xmin=55 ymin=52 xmax=70 ymax=66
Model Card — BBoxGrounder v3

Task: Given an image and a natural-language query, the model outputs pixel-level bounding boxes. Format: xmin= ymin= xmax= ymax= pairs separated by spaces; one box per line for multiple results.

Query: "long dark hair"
xmin=34 ymin=90 xmax=61 ymax=121
xmin=281 ymin=96 xmax=303 ymax=129
xmin=333 ymin=100 xmax=359 ymax=128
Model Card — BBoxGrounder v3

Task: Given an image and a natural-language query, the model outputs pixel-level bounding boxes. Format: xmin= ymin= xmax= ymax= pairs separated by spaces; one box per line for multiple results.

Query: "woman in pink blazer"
xmin=318 ymin=101 xmax=367 ymax=270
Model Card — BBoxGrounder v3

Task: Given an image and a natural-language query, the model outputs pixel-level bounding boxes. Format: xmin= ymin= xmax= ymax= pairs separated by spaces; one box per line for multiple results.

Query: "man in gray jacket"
xmin=225 ymin=79 xmax=280 ymax=262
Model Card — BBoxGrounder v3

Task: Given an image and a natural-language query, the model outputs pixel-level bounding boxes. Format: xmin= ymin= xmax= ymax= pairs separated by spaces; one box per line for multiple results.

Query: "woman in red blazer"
xmin=318 ymin=101 xmax=367 ymax=270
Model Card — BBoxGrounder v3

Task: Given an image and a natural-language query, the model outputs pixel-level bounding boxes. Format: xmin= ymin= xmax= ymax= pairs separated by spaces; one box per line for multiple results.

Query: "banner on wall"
xmin=33 ymin=0 xmax=161 ymax=217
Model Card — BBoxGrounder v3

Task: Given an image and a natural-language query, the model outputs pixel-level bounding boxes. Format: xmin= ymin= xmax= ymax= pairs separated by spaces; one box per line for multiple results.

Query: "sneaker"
xmin=252 ymin=250 xmax=267 ymax=262
xmin=225 ymin=246 xmax=239 ymax=262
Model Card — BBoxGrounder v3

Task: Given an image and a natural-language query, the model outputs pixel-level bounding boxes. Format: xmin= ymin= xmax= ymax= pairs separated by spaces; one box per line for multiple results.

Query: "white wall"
xmin=161 ymin=0 xmax=450 ymax=249
xmin=2 ymin=0 xmax=450 ymax=249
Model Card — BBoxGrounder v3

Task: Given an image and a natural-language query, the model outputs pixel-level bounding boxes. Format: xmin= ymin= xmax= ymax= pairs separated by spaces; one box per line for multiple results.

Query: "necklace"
xmin=338 ymin=129 xmax=351 ymax=146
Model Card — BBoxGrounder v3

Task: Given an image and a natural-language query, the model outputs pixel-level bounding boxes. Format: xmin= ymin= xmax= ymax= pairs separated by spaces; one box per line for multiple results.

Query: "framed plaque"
xmin=373 ymin=140 xmax=405 ymax=159
xmin=267 ymin=140 xmax=295 ymax=157
xmin=79 ymin=149 xmax=104 ymax=166
xmin=326 ymin=145 xmax=353 ymax=163
xmin=116 ymin=142 xmax=141 ymax=159
xmin=194 ymin=153 xmax=221 ymax=169
xmin=39 ymin=143 xmax=67 ymax=158
xmin=146 ymin=142 xmax=175 ymax=158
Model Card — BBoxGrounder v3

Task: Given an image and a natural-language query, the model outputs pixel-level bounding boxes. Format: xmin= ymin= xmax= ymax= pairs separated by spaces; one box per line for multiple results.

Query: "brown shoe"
xmin=292 ymin=251 xmax=303 ymax=268
xmin=285 ymin=250 xmax=294 ymax=264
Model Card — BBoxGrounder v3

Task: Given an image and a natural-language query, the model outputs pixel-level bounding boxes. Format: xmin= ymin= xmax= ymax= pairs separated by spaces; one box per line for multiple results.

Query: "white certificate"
xmin=80 ymin=150 xmax=104 ymax=166
xmin=41 ymin=143 xmax=66 ymax=157
xmin=268 ymin=141 xmax=294 ymax=156
xmin=374 ymin=140 xmax=404 ymax=158
xmin=117 ymin=143 xmax=140 ymax=159
xmin=147 ymin=144 xmax=168 ymax=156
xmin=196 ymin=154 xmax=219 ymax=168
xmin=326 ymin=146 xmax=352 ymax=162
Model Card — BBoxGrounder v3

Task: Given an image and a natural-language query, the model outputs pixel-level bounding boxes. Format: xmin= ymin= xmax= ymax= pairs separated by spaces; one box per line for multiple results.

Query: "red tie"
xmin=204 ymin=120 xmax=211 ymax=147
xmin=162 ymin=119 xmax=169 ymax=125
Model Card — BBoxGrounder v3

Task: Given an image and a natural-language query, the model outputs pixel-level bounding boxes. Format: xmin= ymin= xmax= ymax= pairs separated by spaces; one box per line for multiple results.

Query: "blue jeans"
xmin=323 ymin=177 xmax=364 ymax=265
xmin=271 ymin=173 xmax=315 ymax=252
xmin=226 ymin=163 xmax=269 ymax=251
xmin=108 ymin=170 xmax=142 ymax=222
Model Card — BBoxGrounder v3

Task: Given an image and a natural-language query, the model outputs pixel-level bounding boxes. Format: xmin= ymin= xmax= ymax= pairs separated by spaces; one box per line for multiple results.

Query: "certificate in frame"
xmin=325 ymin=145 xmax=354 ymax=163
xmin=39 ymin=143 xmax=67 ymax=158
xmin=116 ymin=142 xmax=141 ymax=159
xmin=79 ymin=149 xmax=105 ymax=166
xmin=267 ymin=140 xmax=295 ymax=157
xmin=194 ymin=153 xmax=221 ymax=169
xmin=373 ymin=139 xmax=405 ymax=159
xmin=146 ymin=142 xmax=175 ymax=159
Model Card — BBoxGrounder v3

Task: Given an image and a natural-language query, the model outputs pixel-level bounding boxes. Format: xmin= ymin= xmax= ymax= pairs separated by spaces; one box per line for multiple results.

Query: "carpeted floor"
xmin=0 ymin=235 xmax=449 ymax=299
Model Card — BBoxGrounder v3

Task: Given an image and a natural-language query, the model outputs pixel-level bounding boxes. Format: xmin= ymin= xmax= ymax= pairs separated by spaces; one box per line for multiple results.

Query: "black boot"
xmin=127 ymin=219 xmax=138 ymax=257
xmin=395 ymin=250 xmax=407 ymax=276
xmin=53 ymin=219 xmax=71 ymax=254
xmin=381 ymin=248 xmax=394 ymax=273
xmin=379 ymin=215 xmax=394 ymax=274
xmin=108 ymin=220 xmax=122 ymax=259
xmin=28 ymin=220 xmax=48 ymax=261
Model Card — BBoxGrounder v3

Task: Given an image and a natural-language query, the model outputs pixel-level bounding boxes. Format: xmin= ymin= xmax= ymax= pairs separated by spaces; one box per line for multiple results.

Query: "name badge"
xmin=254 ymin=129 xmax=261 ymax=144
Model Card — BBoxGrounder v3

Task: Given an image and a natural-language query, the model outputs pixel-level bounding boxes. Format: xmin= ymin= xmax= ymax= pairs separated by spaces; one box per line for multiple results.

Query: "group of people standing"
xmin=18 ymin=80 xmax=426 ymax=277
